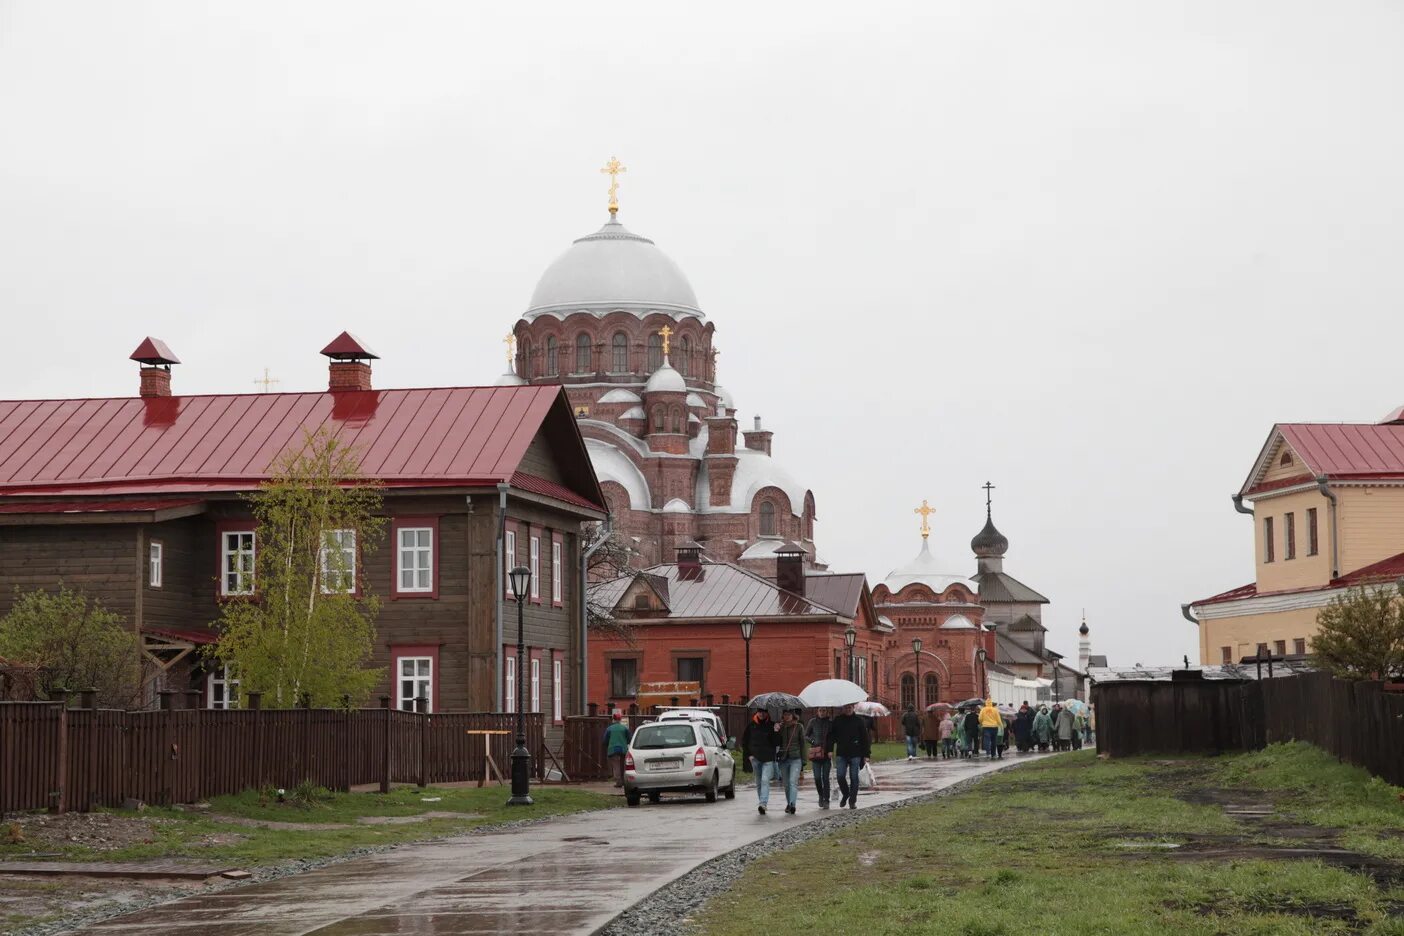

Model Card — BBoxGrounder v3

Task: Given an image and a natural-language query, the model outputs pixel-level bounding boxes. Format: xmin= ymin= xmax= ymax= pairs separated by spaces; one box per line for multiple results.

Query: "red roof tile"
xmin=0 ymin=386 xmax=588 ymax=499
xmin=129 ymin=337 xmax=180 ymax=366
xmin=0 ymin=498 xmax=202 ymax=515
xmin=1190 ymin=549 xmax=1404 ymax=609
xmin=320 ymin=331 xmax=379 ymax=360
xmin=510 ymin=471 xmax=604 ymax=512
xmin=1279 ymin=423 xmax=1404 ymax=478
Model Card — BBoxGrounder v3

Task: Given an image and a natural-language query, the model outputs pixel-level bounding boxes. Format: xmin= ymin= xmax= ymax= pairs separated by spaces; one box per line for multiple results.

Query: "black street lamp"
xmin=507 ymin=564 xmax=533 ymax=807
xmin=845 ymin=625 xmax=857 ymax=684
xmin=739 ymin=617 xmax=756 ymax=699
xmin=912 ymin=637 xmax=923 ymax=709
xmin=975 ymin=646 xmax=988 ymax=699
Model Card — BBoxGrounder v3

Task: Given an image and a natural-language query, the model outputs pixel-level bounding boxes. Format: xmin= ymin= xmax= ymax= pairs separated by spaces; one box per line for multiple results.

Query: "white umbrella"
xmin=798 ymin=678 xmax=868 ymax=709
xmin=854 ymin=700 xmax=891 ymax=717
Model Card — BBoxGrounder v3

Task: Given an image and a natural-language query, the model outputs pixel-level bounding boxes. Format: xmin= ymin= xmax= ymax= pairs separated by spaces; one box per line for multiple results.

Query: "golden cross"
xmin=913 ymin=499 xmax=936 ymax=539
xmin=503 ymin=333 xmax=516 ymax=369
xmin=658 ymin=324 xmax=673 ymax=357
xmin=253 ymin=367 xmax=279 ymax=393
xmin=600 ymin=156 xmax=627 ymax=215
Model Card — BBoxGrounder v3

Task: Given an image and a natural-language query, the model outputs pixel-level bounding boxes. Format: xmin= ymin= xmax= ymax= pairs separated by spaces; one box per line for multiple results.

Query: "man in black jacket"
xmin=740 ymin=710 xmax=779 ymax=815
xmin=824 ymin=703 xmax=871 ymax=809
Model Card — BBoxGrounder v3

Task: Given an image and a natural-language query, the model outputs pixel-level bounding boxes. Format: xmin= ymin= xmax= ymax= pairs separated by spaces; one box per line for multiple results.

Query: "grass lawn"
xmin=692 ymin=743 xmax=1404 ymax=936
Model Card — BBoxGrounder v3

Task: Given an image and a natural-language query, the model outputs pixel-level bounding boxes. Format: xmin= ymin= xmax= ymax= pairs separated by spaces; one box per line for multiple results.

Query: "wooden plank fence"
xmin=0 ymin=698 xmax=543 ymax=815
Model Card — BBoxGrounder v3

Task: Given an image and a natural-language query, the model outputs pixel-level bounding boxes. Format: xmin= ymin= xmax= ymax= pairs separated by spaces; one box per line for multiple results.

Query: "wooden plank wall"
xmin=0 ymin=702 xmax=546 ymax=814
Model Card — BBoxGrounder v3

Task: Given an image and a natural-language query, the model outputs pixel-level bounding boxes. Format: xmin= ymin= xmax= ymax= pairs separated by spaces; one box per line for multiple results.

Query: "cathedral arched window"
xmin=652 ymin=405 xmax=665 ymax=432
xmin=900 ymin=674 xmax=916 ymax=712
xmin=923 ymin=673 xmax=939 ymax=708
xmin=647 ymin=333 xmax=663 ymax=371
xmin=678 ymin=336 xmax=691 ymax=377
xmin=575 ymin=333 xmax=592 ymax=373
xmin=519 ymin=338 xmax=532 ymax=378
xmin=611 ymin=332 xmax=628 ymax=372
xmin=546 ymin=337 xmax=558 ymax=375
xmin=759 ymin=500 xmax=776 ymax=537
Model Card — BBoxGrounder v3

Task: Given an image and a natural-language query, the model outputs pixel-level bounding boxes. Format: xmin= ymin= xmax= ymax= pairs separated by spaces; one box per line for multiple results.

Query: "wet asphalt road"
xmin=66 ymin=754 xmax=1042 ymax=935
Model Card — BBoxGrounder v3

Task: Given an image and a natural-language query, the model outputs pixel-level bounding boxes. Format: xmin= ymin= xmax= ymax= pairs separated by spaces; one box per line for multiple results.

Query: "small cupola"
xmin=130 ymin=337 xmax=180 ymax=398
xmin=320 ymin=331 xmax=378 ymax=392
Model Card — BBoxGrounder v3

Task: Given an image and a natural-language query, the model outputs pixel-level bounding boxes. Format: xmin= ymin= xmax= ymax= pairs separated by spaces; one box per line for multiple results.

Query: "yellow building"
xmin=1186 ymin=415 xmax=1404 ymax=665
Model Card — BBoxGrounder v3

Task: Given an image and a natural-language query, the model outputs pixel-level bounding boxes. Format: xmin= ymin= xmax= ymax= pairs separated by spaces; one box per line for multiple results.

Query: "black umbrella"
xmin=747 ymin=691 xmax=805 ymax=721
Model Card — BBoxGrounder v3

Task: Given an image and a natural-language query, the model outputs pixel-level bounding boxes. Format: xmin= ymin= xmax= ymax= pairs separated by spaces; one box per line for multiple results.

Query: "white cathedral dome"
xmin=525 ymin=216 xmax=704 ymax=322
xmin=644 ymin=360 xmax=686 ymax=394
xmin=882 ymin=538 xmax=971 ymax=594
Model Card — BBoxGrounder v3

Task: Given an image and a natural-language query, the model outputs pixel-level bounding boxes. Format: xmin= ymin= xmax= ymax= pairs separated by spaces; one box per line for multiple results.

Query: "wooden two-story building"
xmin=0 ymin=335 xmax=605 ymax=733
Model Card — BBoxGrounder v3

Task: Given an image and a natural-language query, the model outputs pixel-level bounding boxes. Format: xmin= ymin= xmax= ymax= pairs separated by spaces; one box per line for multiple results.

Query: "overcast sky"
xmin=3 ymin=2 xmax=1402 ymax=666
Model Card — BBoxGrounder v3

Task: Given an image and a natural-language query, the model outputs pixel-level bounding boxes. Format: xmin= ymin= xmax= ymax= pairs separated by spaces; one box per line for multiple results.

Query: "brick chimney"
xmin=129 ymin=337 xmax=180 ymax=398
xmin=320 ymin=331 xmax=378 ymax=392
xmin=742 ymin=415 xmax=773 ymax=456
xmin=775 ymin=542 xmax=806 ymax=596
xmin=677 ymin=543 xmax=704 ymax=581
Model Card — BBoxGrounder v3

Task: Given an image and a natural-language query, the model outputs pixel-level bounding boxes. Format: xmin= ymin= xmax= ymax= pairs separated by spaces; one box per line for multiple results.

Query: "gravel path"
xmin=599 ymin=771 xmax=1009 ymax=936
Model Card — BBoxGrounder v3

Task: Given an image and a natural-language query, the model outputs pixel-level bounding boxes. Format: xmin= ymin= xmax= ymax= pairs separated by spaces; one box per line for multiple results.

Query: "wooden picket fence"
xmin=0 ymin=698 xmax=544 ymax=815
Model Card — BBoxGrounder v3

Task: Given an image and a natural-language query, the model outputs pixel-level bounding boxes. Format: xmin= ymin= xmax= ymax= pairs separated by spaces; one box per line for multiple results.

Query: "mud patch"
xmin=7 ymin=813 xmax=164 ymax=852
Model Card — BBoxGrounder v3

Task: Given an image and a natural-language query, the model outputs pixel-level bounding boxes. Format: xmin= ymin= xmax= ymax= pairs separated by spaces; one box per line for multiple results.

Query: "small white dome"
xmin=644 ymin=360 xmax=686 ymax=394
xmin=882 ymin=538 xmax=971 ymax=594
xmin=619 ymin=406 xmax=645 ymax=420
xmin=940 ymin=614 xmax=977 ymax=630
xmin=688 ymin=413 xmax=701 ymax=424
xmin=494 ymin=370 xmax=526 ymax=387
xmin=599 ymin=388 xmax=642 ymax=404
xmin=685 ymin=392 xmax=706 ymax=408
xmin=663 ymin=497 xmax=691 ymax=513
xmin=713 ymin=384 xmax=735 ymax=411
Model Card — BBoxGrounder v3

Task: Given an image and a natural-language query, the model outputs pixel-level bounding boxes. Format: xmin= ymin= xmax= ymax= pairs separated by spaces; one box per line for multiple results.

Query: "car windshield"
xmin=632 ymin=724 xmax=696 ymax=750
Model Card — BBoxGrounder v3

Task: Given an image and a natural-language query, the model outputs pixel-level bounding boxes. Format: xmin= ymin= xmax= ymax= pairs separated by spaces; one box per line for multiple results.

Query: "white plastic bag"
xmin=859 ymin=762 xmax=877 ymax=790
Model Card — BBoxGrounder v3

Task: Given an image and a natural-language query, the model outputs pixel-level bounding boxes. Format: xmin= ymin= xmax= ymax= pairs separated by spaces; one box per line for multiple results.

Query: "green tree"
xmin=211 ymin=430 xmax=386 ymax=708
xmin=0 ymin=586 xmax=142 ymax=706
xmin=1312 ymin=583 xmax=1404 ymax=680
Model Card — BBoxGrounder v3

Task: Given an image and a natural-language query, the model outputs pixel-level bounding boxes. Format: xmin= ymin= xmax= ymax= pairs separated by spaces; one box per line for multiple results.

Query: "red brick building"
xmin=587 ymin=545 xmax=888 ymax=710
xmin=0 ymin=335 xmax=605 ymax=739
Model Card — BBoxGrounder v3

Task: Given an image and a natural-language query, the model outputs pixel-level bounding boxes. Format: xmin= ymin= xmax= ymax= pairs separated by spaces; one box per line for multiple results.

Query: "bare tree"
xmin=582 ymin=522 xmax=638 ymax=646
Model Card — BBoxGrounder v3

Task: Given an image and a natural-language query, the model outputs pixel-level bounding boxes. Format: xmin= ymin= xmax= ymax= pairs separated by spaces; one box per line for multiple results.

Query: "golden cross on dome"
xmin=913 ymin=499 xmax=935 ymax=539
xmin=253 ymin=367 xmax=279 ymax=393
xmin=600 ymin=156 xmax=627 ymax=215
xmin=658 ymin=324 xmax=673 ymax=357
xmin=503 ymin=332 xmax=516 ymax=368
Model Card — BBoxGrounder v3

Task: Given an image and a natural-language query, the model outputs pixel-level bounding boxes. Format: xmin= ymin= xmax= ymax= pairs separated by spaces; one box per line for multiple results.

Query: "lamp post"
xmin=739 ymin=617 xmax=756 ymax=700
xmin=912 ymin=637 xmax=923 ymax=709
xmin=845 ymin=626 xmax=857 ymax=685
xmin=975 ymin=646 xmax=987 ymax=699
xmin=507 ymin=565 xmax=533 ymax=806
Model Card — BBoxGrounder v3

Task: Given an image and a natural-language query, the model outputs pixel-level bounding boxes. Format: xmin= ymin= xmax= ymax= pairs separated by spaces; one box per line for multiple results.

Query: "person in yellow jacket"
xmin=978 ymin=699 xmax=1003 ymax=761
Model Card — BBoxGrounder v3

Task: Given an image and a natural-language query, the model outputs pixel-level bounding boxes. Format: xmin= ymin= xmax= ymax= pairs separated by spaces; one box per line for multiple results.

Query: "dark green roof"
xmin=975 ymin=571 xmax=1050 ymax=605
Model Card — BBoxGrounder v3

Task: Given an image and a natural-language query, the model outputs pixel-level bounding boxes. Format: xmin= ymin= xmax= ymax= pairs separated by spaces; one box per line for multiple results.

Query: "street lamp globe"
xmin=912 ymin=637 xmax=923 ymax=654
xmin=975 ymin=647 xmax=987 ymax=663
xmin=844 ymin=626 xmax=857 ymax=649
xmin=739 ymin=617 xmax=756 ymax=641
xmin=508 ymin=565 xmax=531 ymax=602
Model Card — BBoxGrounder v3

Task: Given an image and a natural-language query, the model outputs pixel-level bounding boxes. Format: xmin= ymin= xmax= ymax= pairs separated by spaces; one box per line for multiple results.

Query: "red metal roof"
xmin=0 ymin=498 xmax=202 ymax=515
xmin=1280 ymin=424 xmax=1404 ymax=479
xmin=0 ymin=386 xmax=594 ymax=501
xmin=1190 ymin=549 xmax=1404 ymax=609
xmin=129 ymin=337 xmax=180 ymax=366
xmin=510 ymin=471 xmax=604 ymax=513
xmin=143 ymin=627 xmax=217 ymax=645
xmin=320 ymin=331 xmax=379 ymax=360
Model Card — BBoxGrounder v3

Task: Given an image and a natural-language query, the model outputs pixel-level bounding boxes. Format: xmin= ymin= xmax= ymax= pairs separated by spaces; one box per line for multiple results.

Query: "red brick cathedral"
xmin=501 ymin=196 xmax=814 ymax=575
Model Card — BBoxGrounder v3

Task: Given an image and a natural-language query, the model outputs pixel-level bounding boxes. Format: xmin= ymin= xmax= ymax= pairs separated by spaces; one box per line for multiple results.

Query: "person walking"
xmin=921 ymin=708 xmax=942 ymax=758
xmin=805 ymin=707 xmax=834 ymax=809
xmin=1032 ymin=705 xmax=1053 ymax=752
xmin=825 ymin=702 xmax=871 ymax=809
xmin=1055 ymin=703 xmax=1076 ymax=752
xmin=961 ymin=706 xmax=980 ymax=759
xmin=741 ymin=709 xmax=779 ymax=815
xmin=939 ymin=711 xmax=956 ymax=759
xmin=1013 ymin=702 xmax=1033 ymax=754
xmin=775 ymin=710 xmax=806 ymax=814
xmin=996 ymin=711 xmax=1009 ymax=759
xmin=901 ymin=704 xmax=921 ymax=761
xmin=603 ymin=711 xmax=630 ymax=788
xmin=978 ymin=698 xmax=1002 ymax=760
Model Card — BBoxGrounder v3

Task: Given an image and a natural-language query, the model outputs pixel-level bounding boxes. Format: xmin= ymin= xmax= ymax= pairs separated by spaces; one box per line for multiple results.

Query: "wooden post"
xmin=81 ymin=688 xmax=97 ymax=812
xmin=416 ymin=696 xmax=428 ymax=789
xmin=185 ymin=689 xmax=202 ymax=710
xmin=247 ymin=692 xmax=263 ymax=794
xmin=721 ymin=694 xmax=730 ymax=705
xmin=379 ymin=696 xmax=391 ymax=794
xmin=49 ymin=689 xmax=69 ymax=815
xmin=587 ymin=702 xmax=598 ymax=717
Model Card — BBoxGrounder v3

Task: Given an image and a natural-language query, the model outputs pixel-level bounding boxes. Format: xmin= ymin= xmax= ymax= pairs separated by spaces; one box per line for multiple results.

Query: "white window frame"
xmin=551 ymin=540 xmax=563 ymax=604
xmin=148 ymin=541 xmax=163 ymax=588
xmin=504 ymin=652 xmax=516 ymax=712
xmin=208 ymin=665 xmax=239 ymax=709
xmin=531 ymin=657 xmax=541 ymax=713
xmin=396 ymin=656 xmax=433 ymax=712
xmin=529 ymin=535 xmax=541 ymax=601
xmin=505 ymin=529 xmax=517 ymax=599
xmin=320 ymin=529 xmax=357 ymax=594
xmin=552 ymin=656 xmax=563 ymax=722
xmin=397 ymin=527 xmax=433 ymax=593
xmin=221 ymin=530 xmax=256 ymax=596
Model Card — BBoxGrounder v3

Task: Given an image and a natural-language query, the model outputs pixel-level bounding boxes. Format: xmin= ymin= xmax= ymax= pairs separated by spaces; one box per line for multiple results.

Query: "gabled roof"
xmin=1189 ymin=548 xmax=1404 ymax=609
xmin=994 ymin=634 xmax=1046 ymax=667
xmin=974 ymin=570 xmax=1050 ymax=605
xmin=0 ymin=385 xmax=604 ymax=511
xmin=589 ymin=561 xmax=847 ymax=621
xmin=1007 ymin=613 xmax=1046 ymax=633
xmin=1242 ymin=423 xmax=1404 ymax=497
xmin=804 ymin=572 xmax=866 ymax=619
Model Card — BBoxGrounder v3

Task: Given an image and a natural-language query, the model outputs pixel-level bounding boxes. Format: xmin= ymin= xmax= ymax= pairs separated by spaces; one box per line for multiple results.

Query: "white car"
xmin=624 ymin=719 xmax=736 ymax=806
xmin=656 ymin=707 xmax=728 ymax=746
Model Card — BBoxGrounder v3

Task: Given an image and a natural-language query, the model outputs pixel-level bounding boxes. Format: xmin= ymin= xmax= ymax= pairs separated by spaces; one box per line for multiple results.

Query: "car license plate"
xmin=648 ymin=759 xmax=682 ymax=771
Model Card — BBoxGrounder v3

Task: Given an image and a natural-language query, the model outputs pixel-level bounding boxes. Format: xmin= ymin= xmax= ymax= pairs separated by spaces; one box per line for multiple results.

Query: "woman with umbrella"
xmin=743 ymin=692 xmax=805 ymax=815
xmin=799 ymin=680 xmax=865 ymax=810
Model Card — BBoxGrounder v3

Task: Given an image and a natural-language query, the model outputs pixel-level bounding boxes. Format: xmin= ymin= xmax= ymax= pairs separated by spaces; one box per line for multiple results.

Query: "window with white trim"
xmin=531 ymin=657 xmax=541 ymax=712
xmin=398 ymin=527 xmax=433 ymax=592
xmin=320 ymin=529 xmax=357 ymax=593
xmin=553 ymin=656 xmax=563 ymax=722
xmin=148 ymin=541 xmax=163 ymax=588
xmin=397 ymin=656 xmax=433 ymax=712
xmin=551 ymin=540 xmax=563 ymax=604
xmin=208 ymin=665 xmax=239 ymax=709
xmin=505 ymin=529 xmax=516 ymax=598
xmin=529 ymin=536 xmax=541 ymax=600
xmin=504 ymin=653 xmax=516 ymax=712
xmin=221 ymin=531 xmax=255 ymax=595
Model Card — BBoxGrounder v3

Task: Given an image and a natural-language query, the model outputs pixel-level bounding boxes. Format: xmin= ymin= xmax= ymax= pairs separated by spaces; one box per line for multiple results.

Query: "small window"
xmin=1284 ymin=512 xmax=1296 ymax=561
xmin=759 ymin=500 xmax=777 ymax=537
xmin=504 ymin=653 xmax=516 ymax=712
xmin=900 ymin=673 xmax=916 ymax=710
xmin=1263 ymin=516 xmax=1275 ymax=563
xmin=551 ymin=539 xmax=563 ymax=604
xmin=1221 ymin=646 xmax=1232 ymax=664
xmin=1307 ymin=508 xmax=1319 ymax=556
xmin=575 ymin=333 xmax=592 ymax=372
xmin=398 ymin=656 xmax=432 ymax=712
xmin=519 ymin=337 xmax=532 ymax=378
xmin=208 ymin=665 xmax=239 ymax=709
xmin=148 ymin=541 xmax=163 ymax=588
xmin=834 ymin=650 xmax=842 ymax=678
xmin=531 ymin=657 xmax=541 ymax=713
xmin=652 ymin=406 xmax=665 ymax=432
xmin=546 ymin=336 xmax=558 ymax=375
xmin=552 ymin=655 xmax=563 ymax=723
xmin=647 ymin=333 xmax=663 ymax=371
xmin=1274 ymin=639 xmax=1286 ymax=656
xmin=1280 ymin=450 xmax=1292 ymax=467
xmin=530 ymin=535 xmax=541 ymax=601
xmin=670 ymin=406 xmax=683 ymax=433
xmin=1294 ymin=638 xmax=1306 ymax=655
xmin=1256 ymin=642 xmax=1269 ymax=657
xmin=612 ymin=332 xmax=628 ymax=372
xmin=397 ymin=527 xmax=433 ymax=593
xmin=504 ymin=529 xmax=516 ymax=599
xmin=924 ymin=673 xmax=938 ymax=708
xmin=633 ymin=593 xmax=650 ymax=610
xmin=221 ymin=530 xmax=255 ymax=595
xmin=677 ymin=656 xmax=704 ymax=686
xmin=678 ymin=335 xmax=691 ymax=377
xmin=610 ymin=658 xmax=638 ymax=697
xmin=320 ymin=529 xmax=357 ymax=593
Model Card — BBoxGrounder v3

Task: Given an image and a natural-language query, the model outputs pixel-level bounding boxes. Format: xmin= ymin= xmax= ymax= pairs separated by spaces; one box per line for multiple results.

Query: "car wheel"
xmin=704 ymin=772 xmax=719 ymax=803
xmin=647 ymin=791 xmax=661 ymax=804
xmin=723 ymin=774 xmax=736 ymax=800
xmin=625 ymin=791 xmax=640 ymax=807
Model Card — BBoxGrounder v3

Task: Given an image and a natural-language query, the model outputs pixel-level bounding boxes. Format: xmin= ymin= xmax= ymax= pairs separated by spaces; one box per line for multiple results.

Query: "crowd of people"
xmin=904 ymin=699 xmax=1094 ymax=760
xmin=741 ymin=702 xmax=872 ymax=815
